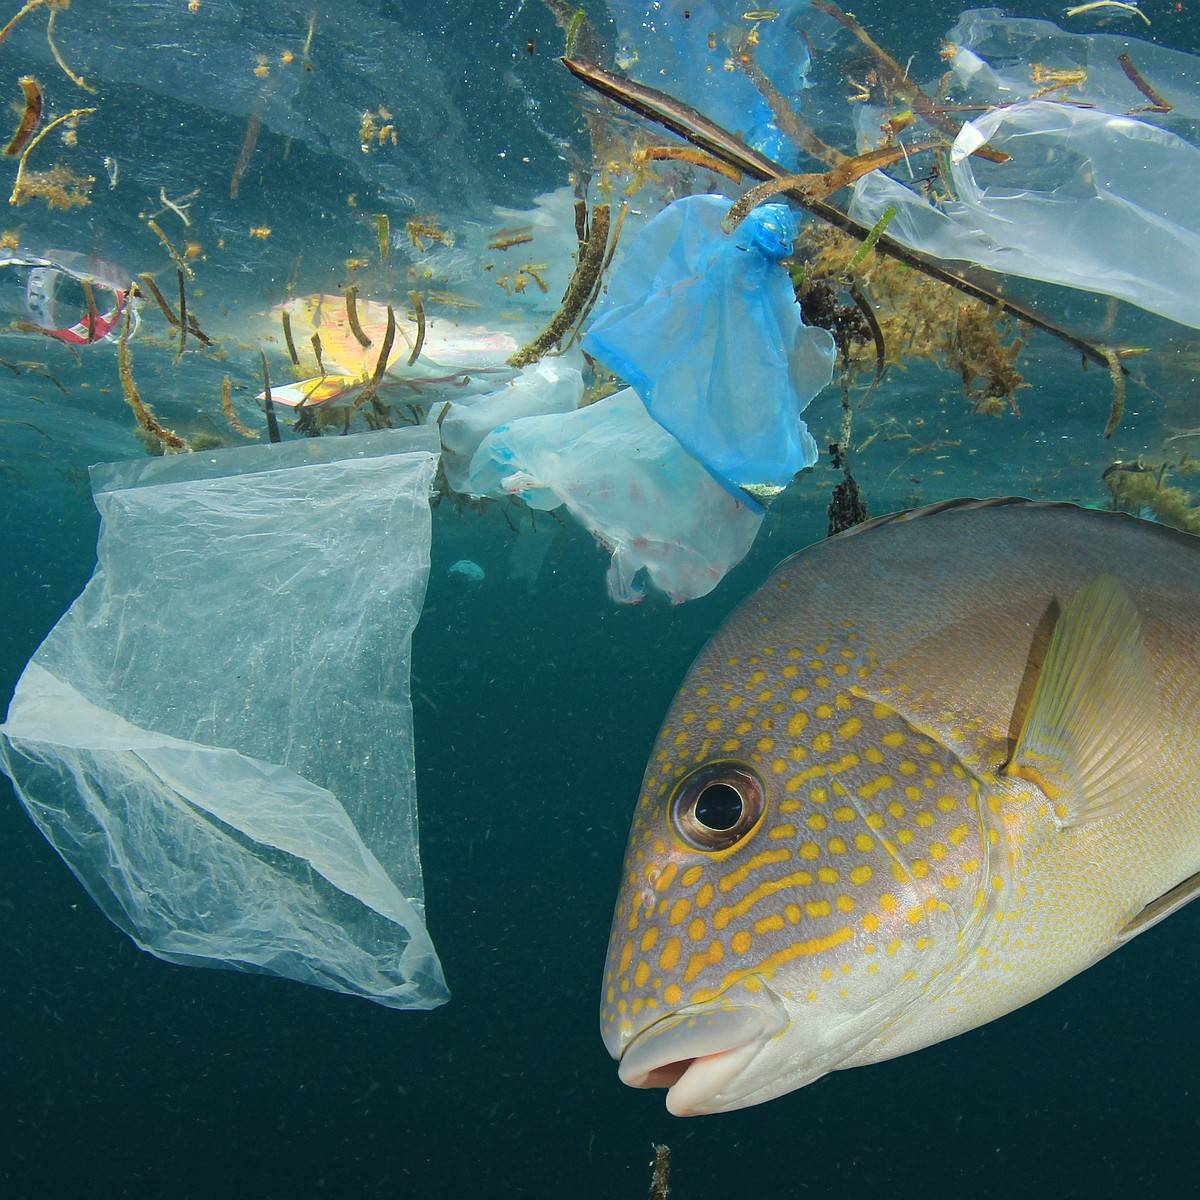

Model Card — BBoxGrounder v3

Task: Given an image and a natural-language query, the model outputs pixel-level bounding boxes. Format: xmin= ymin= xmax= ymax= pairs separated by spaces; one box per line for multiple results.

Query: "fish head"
xmin=602 ymin=603 xmax=987 ymax=1115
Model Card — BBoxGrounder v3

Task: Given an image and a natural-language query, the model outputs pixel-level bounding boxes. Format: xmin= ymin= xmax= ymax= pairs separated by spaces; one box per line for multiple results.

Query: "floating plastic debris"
xmin=0 ymin=426 xmax=448 ymax=1010
xmin=448 ymin=559 xmax=486 ymax=583
xmin=583 ymin=194 xmax=836 ymax=493
xmin=469 ymin=387 xmax=764 ymax=604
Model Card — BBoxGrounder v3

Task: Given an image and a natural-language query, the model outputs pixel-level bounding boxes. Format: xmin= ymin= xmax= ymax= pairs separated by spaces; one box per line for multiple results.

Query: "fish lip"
xmin=616 ymin=981 xmax=789 ymax=1116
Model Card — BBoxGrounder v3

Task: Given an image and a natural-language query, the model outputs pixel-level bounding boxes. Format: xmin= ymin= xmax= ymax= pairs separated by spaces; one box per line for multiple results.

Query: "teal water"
xmin=3 ymin=1 xmax=1200 ymax=1196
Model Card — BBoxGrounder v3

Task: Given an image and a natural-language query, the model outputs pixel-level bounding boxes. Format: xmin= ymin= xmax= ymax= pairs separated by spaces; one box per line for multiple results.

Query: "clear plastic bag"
xmin=850 ymin=100 xmax=1200 ymax=329
xmin=0 ymin=426 xmax=448 ymax=1010
xmin=583 ymin=194 xmax=835 ymax=492
xmin=468 ymin=387 xmax=764 ymax=604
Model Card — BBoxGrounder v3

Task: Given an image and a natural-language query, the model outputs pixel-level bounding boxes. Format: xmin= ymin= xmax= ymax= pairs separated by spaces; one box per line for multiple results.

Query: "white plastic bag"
xmin=0 ymin=425 xmax=448 ymax=1010
xmin=436 ymin=359 xmax=583 ymax=494
xmin=468 ymin=387 xmax=763 ymax=603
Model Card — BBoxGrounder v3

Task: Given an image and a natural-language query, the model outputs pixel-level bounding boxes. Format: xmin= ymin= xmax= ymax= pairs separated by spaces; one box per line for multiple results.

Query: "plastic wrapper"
xmin=468 ymin=387 xmax=764 ymax=604
xmin=850 ymin=100 xmax=1200 ymax=329
xmin=583 ymin=195 xmax=836 ymax=492
xmin=0 ymin=426 xmax=448 ymax=1010
xmin=437 ymin=359 xmax=583 ymax=494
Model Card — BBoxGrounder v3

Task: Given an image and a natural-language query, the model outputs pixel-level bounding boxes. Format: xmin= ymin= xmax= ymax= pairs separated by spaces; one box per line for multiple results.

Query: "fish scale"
xmin=602 ymin=499 xmax=1200 ymax=1114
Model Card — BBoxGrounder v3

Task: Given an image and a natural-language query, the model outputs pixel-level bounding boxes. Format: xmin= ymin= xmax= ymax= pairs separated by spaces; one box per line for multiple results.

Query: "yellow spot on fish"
xmin=850 ymin=864 xmax=874 ymax=885
xmin=669 ymin=898 xmax=691 ymax=925
xmin=659 ymin=937 xmax=681 ymax=971
xmin=731 ymin=930 xmax=753 ymax=954
xmin=619 ymin=941 xmax=633 ymax=973
xmin=688 ymin=917 xmax=706 ymax=941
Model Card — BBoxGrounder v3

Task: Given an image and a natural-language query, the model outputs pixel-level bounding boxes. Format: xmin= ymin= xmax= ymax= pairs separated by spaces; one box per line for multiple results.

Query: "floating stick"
xmin=46 ymin=8 xmax=94 ymax=92
xmin=1117 ymin=51 xmax=1171 ymax=112
xmin=345 ymin=285 xmax=371 ymax=348
xmin=281 ymin=309 xmax=300 ymax=364
xmin=221 ymin=375 xmax=258 ymax=438
xmin=259 ymin=348 xmax=281 ymax=443
xmin=174 ymin=268 xmax=188 ymax=363
xmin=147 ymin=218 xmax=194 ymax=280
xmin=80 ymin=277 xmax=97 ymax=342
xmin=118 ymin=296 xmax=188 ymax=451
xmin=407 ymin=290 xmax=425 ymax=365
xmin=230 ymin=111 xmax=261 ymax=199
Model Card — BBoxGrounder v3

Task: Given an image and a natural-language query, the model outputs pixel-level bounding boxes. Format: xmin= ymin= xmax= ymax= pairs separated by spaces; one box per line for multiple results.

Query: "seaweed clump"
xmin=1103 ymin=459 xmax=1200 ymax=535
xmin=11 ymin=161 xmax=92 ymax=209
xmin=797 ymin=225 xmax=1029 ymax=415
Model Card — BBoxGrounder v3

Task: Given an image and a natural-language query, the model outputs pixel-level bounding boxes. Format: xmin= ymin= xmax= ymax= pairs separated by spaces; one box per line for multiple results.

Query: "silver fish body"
xmin=601 ymin=499 xmax=1200 ymax=1114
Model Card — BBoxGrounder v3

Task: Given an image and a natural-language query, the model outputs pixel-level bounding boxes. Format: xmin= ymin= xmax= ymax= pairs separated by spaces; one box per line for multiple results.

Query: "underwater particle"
xmin=249 ymin=225 xmax=271 ymax=239
xmin=103 ymin=155 xmax=118 ymax=188
xmin=648 ymin=1144 xmax=671 ymax=1200
xmin=448 ymin=559 xmax=485 ymax=584
xmin=188 ymin=0 xmax=200 ymax=10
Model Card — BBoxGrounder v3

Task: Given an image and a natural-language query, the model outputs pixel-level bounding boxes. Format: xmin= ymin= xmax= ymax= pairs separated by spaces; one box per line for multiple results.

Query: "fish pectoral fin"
xmin=1003 ymin=574 xmax=1157 ymax=829
xmin=1119 ymin=870 xmax=1200 ymax=943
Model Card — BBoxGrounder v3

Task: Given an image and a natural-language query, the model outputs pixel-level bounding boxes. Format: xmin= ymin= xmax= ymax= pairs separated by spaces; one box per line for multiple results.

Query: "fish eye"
xmin=669 ymin=761 xmax=766 ymax=852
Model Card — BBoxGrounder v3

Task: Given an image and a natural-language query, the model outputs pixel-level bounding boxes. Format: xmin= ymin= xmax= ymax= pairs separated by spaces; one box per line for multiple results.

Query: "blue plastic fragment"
xmin=583 ymin=194 xmax=836 ymax=493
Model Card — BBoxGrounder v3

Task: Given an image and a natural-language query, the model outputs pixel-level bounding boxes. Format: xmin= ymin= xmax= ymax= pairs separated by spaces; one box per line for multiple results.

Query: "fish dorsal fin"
xmin=1119 ymin=870 xmax=1200 ymax=943
xmin=1004 ymin=574 xmax=1158 ymax=829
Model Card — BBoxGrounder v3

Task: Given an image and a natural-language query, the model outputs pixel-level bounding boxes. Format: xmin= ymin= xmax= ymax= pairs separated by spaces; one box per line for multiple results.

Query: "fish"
xmin=601 ymin=498 xmax=1200 ymax=1115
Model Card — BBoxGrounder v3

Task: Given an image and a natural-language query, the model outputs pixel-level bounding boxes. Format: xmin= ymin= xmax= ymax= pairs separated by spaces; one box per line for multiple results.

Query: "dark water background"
xmin=3 ymin=1 xmax=1200 ymax=1197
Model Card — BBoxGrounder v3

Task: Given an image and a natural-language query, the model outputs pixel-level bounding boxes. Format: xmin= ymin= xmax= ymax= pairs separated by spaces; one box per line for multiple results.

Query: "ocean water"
xmin=2 ymin=1 xmax=1200 ymax=1196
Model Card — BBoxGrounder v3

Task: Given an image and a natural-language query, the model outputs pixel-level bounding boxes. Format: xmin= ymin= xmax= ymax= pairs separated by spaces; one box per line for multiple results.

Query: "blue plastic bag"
xmin=583 ymin=194 xmax=835 ymax=493
xmin=607 ymin=0 xmax=817 ymax=164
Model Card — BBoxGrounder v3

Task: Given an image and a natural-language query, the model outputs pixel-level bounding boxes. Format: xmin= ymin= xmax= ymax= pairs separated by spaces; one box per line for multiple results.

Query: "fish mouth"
xmin=617 ymin=987 xmax=789 ymax=1116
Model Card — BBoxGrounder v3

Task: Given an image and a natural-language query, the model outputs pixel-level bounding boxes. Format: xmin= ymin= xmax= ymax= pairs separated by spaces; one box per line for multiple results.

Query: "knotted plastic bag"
xmin=468 ymin=387 xmax=764 ymax=603
xmin=583 ymin=194 xmax=836 ymax=492
xmin=0 ymin=425 xmax=448 ymax=1010
xmin=850 ymin=100 xmax=1200 ymax=329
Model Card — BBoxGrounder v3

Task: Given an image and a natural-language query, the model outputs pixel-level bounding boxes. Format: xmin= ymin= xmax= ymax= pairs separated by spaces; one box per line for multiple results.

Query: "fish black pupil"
xmin=695 ymin=783 xmax=743 ymax=831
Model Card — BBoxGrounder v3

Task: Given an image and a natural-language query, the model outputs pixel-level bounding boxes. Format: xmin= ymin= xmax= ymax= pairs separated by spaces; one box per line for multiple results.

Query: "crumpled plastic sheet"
xmin=436 ymin=359 xmax=583 ymax=494
xmin=583 ymin=194 xmax=836 ymax=492
xmin=947 ymin=8 xmax=1200 ymax=141
xmin=850 ymin=100 xmax=1200 ymax=329
xmin=0 ymin=425 xmax=449 ymax=1010
xmin=468 ymin=387 xmax=764 ymax=604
